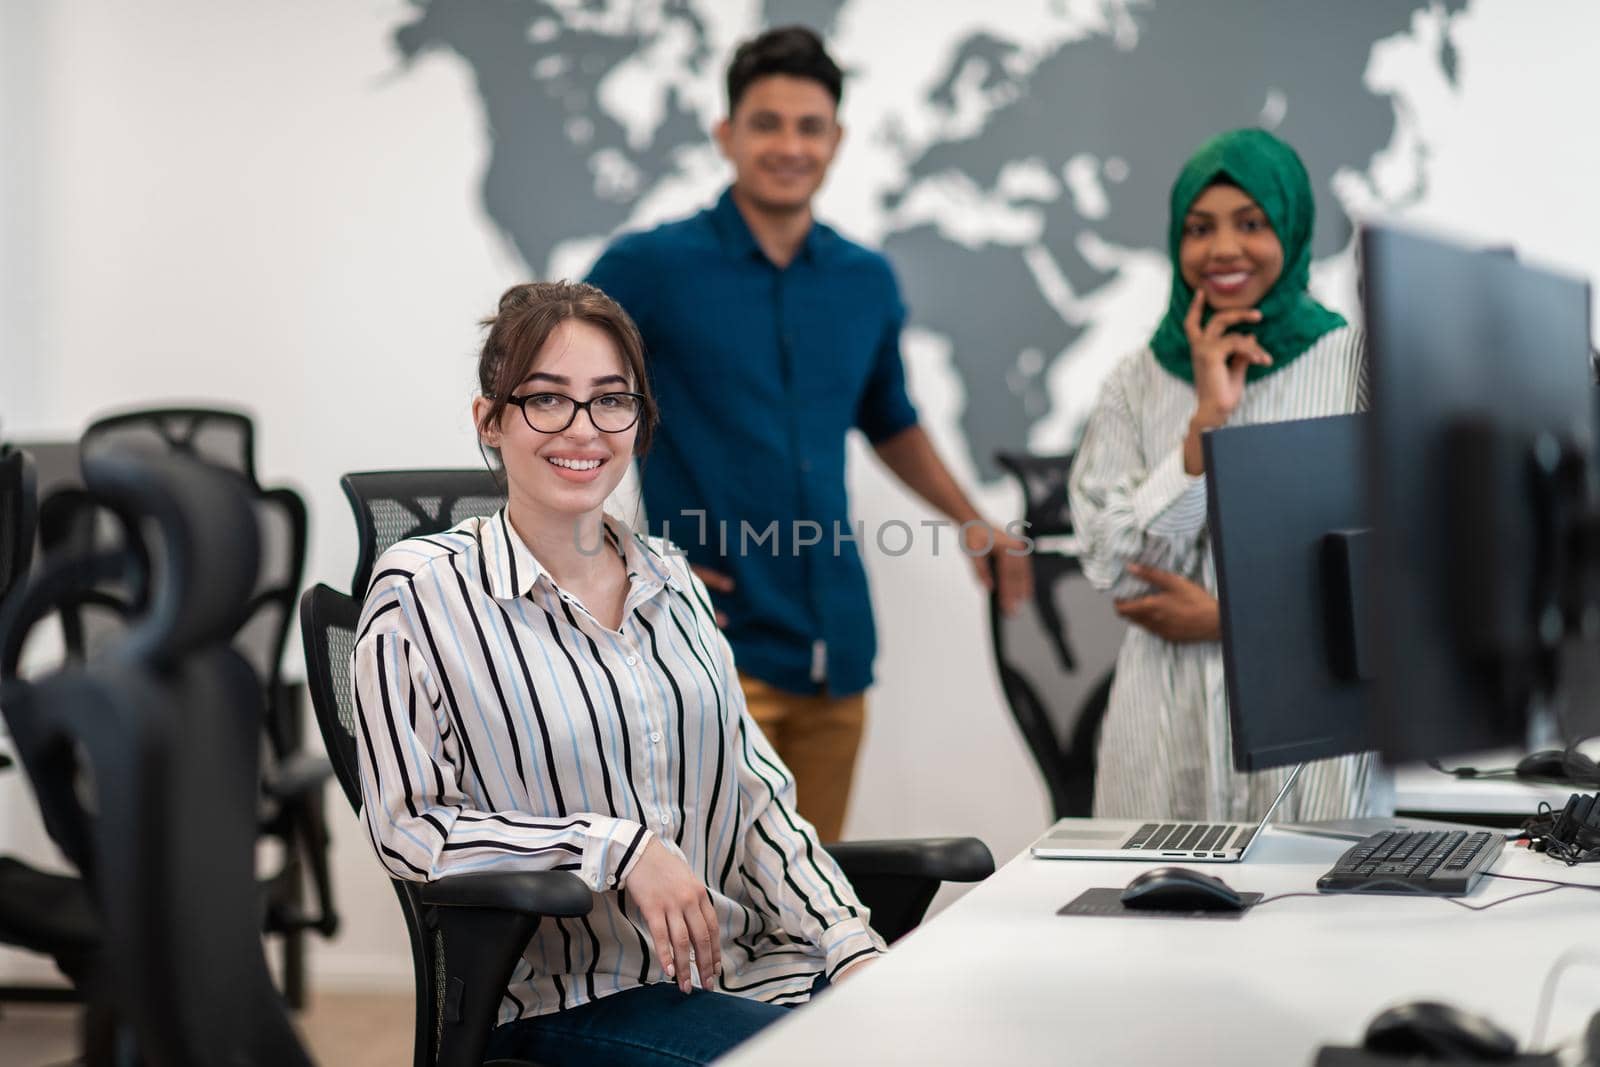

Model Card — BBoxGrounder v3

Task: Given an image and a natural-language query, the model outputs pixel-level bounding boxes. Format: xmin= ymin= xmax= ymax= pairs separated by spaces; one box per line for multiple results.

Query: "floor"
xmin=0 ymin=991 xmax=414 ymax=1066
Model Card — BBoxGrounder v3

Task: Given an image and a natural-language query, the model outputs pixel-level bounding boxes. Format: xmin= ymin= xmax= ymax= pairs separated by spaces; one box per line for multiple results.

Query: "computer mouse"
xmin=1515 ymin=748 xmax=1598 ymax=781
xmin=1363 ymin=1001 xmax=1518 ymax=1061
xmin=1118 ymin=866 xmax=1245 ymax=912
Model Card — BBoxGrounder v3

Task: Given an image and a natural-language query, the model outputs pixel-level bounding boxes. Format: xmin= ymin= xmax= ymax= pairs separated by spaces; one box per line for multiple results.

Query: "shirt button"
xmin=626 ymin=655 xmax=637 ymax=666
xmin=650 ymin=731 xmax=662 ymax=743
xmin=606 ymin=875 xmax=617 ymax=886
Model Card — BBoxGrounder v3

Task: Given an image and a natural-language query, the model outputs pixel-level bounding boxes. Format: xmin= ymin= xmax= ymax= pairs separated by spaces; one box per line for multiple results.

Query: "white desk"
xmin=722 ymin=829 xmax=1600 ymax=1066
xmin=1394 ymin=756 xmax=1577 ymax=819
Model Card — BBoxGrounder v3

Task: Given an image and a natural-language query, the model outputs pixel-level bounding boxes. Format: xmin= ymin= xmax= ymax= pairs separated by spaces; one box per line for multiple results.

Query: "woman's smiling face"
xmin=1178 ymin=182 xmax=1285 ymax=311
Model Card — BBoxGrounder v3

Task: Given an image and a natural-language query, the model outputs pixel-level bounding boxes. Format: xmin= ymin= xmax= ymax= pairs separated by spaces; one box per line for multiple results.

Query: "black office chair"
xmin=0 ymin=445 xmax=36 ymax=607
xmin=341 ymin=468 xmax=507 ymax=595
xmin=0 ymin=444 xmax=102 ymax=998
xmin=44 ymin=407 xmax=339 ymax=1006
xmin=991 ymin=451 xmax=1122 ymax=818
xmin=301 ymin=468 xmax=996 ymax=1067
xmin=0 ymin=451 xmax=311 ymax=1065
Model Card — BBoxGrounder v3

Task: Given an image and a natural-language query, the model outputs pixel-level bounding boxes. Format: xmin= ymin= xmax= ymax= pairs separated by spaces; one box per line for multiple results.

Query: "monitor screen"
xmin=1364 ymin=224 xmax=1594 ymax=761
xmin=1206 ymin=413 xmax=1372 ymax=771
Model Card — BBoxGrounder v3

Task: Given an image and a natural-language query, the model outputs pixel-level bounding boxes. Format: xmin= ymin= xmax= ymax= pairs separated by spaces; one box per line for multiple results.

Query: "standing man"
xmin=587 ymin=25 xmax=1030 ymax=842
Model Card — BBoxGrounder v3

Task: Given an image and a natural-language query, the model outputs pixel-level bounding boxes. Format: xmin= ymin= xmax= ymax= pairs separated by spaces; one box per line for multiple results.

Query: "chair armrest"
xmin=262 ymin=751 xmax=333 ymax=800
xmin=826 ymin=836 xmax=995 ymax=884
xmin=418 ymin=872 xmax=592 ymax=1067
xmin=421 ymin=870 xmax=594 ymax=917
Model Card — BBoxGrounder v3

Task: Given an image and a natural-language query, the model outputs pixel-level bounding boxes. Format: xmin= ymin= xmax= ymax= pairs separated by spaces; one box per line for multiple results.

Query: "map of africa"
xmin=392 ymin=0 xmax=1465 ymax=480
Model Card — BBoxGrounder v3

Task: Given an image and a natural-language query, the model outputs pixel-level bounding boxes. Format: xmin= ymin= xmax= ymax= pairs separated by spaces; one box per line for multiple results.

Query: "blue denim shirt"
xmin=587 ymin=188 xmax=918 ymax=696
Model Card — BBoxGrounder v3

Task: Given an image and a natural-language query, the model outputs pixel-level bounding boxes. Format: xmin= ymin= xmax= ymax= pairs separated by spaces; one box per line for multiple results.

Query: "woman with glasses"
xmin=352 ymin=281 xmax=883 ymax=1067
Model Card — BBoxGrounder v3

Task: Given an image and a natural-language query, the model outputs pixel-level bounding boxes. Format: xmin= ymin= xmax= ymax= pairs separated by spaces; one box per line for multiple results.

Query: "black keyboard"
xmin=1317 ymin=829 xmax=1504 ymax=896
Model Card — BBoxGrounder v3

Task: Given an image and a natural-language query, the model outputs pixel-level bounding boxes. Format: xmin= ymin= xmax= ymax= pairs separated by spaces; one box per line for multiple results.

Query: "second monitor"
xmin=1205 ymin=412 xmax=1372 ymax=772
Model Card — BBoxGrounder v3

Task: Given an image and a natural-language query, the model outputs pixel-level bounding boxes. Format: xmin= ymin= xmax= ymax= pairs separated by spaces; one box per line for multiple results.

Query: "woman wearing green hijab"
xmin=1067 ymin=129 xmax=1382 ymax=822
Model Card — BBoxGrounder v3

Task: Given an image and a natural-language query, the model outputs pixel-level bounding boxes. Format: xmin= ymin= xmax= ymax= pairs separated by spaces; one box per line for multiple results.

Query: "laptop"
xmin=1029 ymin=763 xmax=1303 ymax=863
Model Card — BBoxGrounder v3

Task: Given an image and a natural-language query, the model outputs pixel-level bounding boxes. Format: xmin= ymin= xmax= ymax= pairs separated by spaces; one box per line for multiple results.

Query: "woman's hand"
xmin=626 ymin=837 xmax=722 ymax=993
xmin=1113 ymin=563 xmax=1221 ymax=643
xmin=1182 ymin=290 xmax=1273 ymax=474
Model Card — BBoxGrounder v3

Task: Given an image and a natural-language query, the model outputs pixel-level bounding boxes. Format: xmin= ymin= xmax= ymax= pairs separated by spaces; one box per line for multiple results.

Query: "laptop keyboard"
xmin=1123 ymin=823 xmax=1252 ymax=854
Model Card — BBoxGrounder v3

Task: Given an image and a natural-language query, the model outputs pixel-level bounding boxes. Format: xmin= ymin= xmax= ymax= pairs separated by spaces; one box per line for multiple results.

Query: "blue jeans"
xmin=484 ymin=976 xmax=828 ymax=1066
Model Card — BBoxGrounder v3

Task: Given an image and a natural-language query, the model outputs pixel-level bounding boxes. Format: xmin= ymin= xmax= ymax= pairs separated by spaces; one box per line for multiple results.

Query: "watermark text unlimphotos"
xmin=577 ymin=511 xmax=1035 ymax=558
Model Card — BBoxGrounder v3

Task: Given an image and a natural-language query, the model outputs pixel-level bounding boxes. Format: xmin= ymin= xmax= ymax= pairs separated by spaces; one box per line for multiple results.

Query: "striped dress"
xmin=351 ymin=510 xmax=885 ymax=1024
xmin=1068 ymin=324 xmax=1387 ymax=821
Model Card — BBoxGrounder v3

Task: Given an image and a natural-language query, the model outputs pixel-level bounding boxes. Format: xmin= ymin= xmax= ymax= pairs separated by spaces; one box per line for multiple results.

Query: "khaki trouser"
xmin=738 ymin=672 xmax=866 ymax=843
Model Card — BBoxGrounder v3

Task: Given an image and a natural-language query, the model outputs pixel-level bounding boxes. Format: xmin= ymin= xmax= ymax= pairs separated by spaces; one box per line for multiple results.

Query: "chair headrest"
xmin=82 ymin=451 xmax=259 ymax=665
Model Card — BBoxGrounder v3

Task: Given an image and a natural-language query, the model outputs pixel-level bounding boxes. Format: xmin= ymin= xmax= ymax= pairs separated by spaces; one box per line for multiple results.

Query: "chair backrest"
xmin=990 ymin=451 xmax=1125 ymax=818
xmin=0 ymin=451 xmax=311 ymax=1066
xmin=73 ymin=409 xmax=308 ymax=703
xmin=301 ymin=583 xmax=362 ymax=812
xmin=0 ymin=445 xmax=37 ymax=606
xmin=81 ymin=407 xmax=257 ymax=482
xmin=341 ymin=469 xmax=506 ymax=596
xmin=995 ymin=450 xmax=1076 ymax=538
xmin=300 ymin=580 xmax=480 ymax=1067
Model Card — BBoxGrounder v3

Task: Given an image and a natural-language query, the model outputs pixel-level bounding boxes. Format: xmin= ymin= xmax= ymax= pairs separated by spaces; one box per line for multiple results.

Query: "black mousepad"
xmin=1058 ymin=887 xmax=1262 ymax=920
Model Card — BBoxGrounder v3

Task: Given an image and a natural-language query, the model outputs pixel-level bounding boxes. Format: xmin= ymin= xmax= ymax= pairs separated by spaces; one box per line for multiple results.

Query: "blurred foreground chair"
xmin=300 ymin=468 xmax=996 ymax=1067
xmin=990 ymin=451 xmax=1122 ymax=818
xmin=0 ymin=451 xmax=311 ymax=1064
xmin=38 ymin=407 xmax=338 ymax=1006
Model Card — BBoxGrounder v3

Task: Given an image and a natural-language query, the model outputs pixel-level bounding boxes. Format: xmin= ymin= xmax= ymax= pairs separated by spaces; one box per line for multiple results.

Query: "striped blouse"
xmin=351 ymin=509 xmax=886 ymax=1023
xmin=1068 ymin=325 xmax=1388 ymax=822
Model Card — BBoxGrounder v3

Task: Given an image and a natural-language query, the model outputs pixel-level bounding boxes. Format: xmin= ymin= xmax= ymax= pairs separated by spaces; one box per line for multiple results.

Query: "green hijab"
xmin=1149 ymin=128 xmax=1345 ymax=383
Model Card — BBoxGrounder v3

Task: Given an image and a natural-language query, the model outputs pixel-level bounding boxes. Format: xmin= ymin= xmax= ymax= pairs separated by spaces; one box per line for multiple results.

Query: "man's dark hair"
xmin=726 ymin=25 xmax=843 ymax=114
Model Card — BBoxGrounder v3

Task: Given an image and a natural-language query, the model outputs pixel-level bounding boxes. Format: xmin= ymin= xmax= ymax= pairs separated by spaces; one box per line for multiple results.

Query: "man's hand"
xmin=690 ymin=564 xmax=733 ymax=628
xmin=963 ymin=521 xmax=1033 ymax=616
xmin=626 ymin=838 xmax=722 ymax=993
xmin=1113 ymin=563 xmax=1220 ymax=643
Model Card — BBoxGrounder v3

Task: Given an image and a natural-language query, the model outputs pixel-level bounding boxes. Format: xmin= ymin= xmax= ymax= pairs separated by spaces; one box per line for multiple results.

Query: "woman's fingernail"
xmin=666 ymin=963 xmax=675 ymax=978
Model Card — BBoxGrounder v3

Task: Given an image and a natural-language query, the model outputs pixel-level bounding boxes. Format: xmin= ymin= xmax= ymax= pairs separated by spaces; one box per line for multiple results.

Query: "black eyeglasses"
xmin=504 ymin=391 xmax=646 ymax=434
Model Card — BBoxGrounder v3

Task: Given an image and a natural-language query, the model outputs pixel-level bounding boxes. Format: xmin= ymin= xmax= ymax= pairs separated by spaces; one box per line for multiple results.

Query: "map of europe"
xmin=393 ymin=0 xmax=1466 ymax=480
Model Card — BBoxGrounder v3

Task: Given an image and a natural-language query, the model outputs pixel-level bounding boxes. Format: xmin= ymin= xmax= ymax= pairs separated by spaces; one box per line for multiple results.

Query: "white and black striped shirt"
xmin=1069 ymin=325 xmax=1387 ymax=821
xmin=352 ymin=510 xmax=886 ymax=1023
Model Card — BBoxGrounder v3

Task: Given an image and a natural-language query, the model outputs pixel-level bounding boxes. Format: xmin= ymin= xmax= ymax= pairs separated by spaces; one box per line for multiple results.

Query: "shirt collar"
xmin=710 ymin=186 xmax=825 ymax=266
xmin=481 ymin=507 xmax=681 ymax=601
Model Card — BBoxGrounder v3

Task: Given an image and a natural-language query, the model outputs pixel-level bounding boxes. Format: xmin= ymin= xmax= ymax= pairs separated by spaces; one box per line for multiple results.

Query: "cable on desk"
xmin=1250 ymin=877 xmax=1574 ymax=912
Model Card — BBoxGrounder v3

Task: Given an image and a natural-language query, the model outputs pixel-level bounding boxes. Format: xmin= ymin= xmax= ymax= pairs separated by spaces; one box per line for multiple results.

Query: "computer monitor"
xmin=1205 ymin=413 xmax=1373 ymax=771
xmin=1364 ymin=224 xmax=1595 ymax=761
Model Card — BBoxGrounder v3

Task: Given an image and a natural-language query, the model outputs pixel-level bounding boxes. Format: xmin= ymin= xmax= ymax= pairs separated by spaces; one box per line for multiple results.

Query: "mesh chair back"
xmin=301 ymin=583 xmax=362 ymax=811
xmin=995 ymin=450 xmax=1076 ymax=538
xmin=77 ymin=409 xmax=307 ymax=699
xmin=300 ymin=581 xmax=486 ymax=1067
xmin=990 ymin=451 xmax=1124 ymax=818
xmin=342 ymin=469 xmax=506 ymax=596
xmin=81 ymin=407 xmax=256 ymax=481
xmin=0 ymin=447 xmax=37 ymax=605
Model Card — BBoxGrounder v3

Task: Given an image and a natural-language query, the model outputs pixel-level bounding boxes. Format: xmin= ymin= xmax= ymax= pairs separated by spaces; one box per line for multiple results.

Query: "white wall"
xmin=3 ymin=0 xmax=1598 ymax=991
